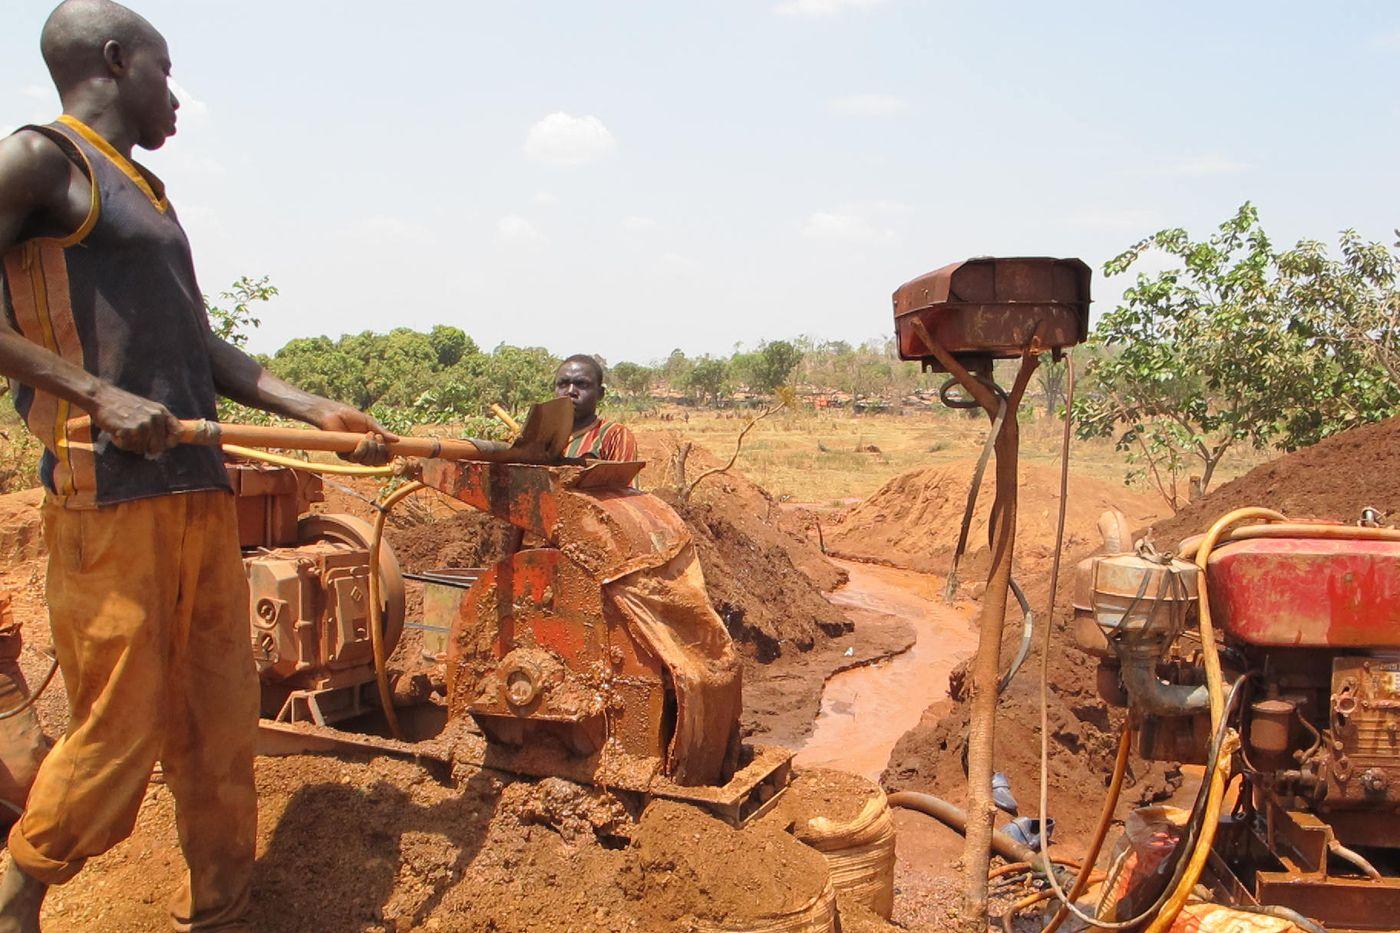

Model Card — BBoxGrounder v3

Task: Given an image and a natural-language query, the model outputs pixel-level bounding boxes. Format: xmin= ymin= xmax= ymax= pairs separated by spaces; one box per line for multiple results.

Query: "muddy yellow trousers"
xmin=8 ymin=491 xmax=257 ymax=931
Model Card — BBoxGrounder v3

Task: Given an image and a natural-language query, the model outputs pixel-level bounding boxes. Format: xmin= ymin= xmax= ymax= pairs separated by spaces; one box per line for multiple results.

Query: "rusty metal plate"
xmin=1255 ymin=872 xmax=1400 ymax=932
xmin=893 ymin=256 xmax=1090 ymax=365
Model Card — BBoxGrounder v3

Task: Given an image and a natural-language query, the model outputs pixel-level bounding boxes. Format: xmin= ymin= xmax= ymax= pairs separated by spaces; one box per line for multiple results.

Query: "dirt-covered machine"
xmin=228 ymin=408 xmax=788 ymax=823
xmin=231 ymin=462 xmax=406 ymax=725
xmin=1074 ymin=509 xmax=1400 ymax=931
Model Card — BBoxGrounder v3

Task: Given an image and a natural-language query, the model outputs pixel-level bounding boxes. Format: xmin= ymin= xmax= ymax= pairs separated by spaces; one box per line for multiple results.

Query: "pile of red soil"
xmin=1142 ymin=414 xmax=1400 ymax=546
xmin=40 ymin=753 xmax=878 ymax=932
xmin=827 ymin=459 xmax=1161 ymax=583
xmin=882 ymin=416 xmax=1400 ymax=847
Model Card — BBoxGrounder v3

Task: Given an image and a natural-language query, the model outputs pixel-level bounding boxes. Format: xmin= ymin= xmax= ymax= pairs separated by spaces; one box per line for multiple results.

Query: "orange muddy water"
xmin=795 ymin=559 xmax=978 ymax=780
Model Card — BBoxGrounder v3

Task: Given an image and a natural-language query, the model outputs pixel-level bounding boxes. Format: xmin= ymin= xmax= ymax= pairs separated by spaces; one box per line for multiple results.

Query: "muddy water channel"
xmin=795 ymin=559 xmax=978 ymax=781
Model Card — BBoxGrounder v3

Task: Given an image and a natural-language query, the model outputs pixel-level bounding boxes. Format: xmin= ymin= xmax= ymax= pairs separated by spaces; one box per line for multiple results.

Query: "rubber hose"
xmin=887 ymin=791 xmax=1046 ymax=868
xmin=1178 ymin=522 xmax=1400 ymax=559
xmin=1144 ymin=508 xmax=1285 ymax=933
xmin=221 ymin=443 xmax=396 ymax=476
xmin=1041 ymin=678 xmax=1245 ymax=930
xmin=1328 ymin=840 xmax=1382 ymax=880
xmin=1042 ymin=723 xmax=1133 ymax=933
xmin=998 ymin=578 xmax=1034 ymax=693
xmin=0 ymin=655 xmax=59 ymax=721
xmin=1233 ymin=905 xmax=1327 ymax=933
xmin=369 ymin=481 xmax=425 ymax=740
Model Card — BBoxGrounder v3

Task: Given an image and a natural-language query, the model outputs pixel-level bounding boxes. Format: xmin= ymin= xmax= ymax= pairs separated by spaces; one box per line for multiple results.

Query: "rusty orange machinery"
xmin=415 ymin=456 xmax=765 ymax=793
xmin=236 ymin=456 xmax=789 ymax=822
xmin=1074 ymin=518 xmax=1400 ymax=932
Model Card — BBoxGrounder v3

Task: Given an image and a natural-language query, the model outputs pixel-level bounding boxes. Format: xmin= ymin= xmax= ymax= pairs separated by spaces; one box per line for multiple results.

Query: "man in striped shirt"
xmin=555 ymin=354 xmax=637 ymax=461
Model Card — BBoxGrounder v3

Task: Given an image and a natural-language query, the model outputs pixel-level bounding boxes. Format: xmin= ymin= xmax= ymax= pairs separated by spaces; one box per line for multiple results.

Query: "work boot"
xmin=0 ymin=852 xmax=47 ymax=933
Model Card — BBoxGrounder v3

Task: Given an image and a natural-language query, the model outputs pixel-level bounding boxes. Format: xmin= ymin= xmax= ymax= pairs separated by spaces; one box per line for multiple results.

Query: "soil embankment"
xmin=828 ymin=458 xmax=1161 ymax=583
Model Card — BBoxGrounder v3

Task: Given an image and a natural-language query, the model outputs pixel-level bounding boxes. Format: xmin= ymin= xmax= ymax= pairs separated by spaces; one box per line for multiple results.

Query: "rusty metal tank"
xmin=893 ymin=256 xmax=1090 ymax=371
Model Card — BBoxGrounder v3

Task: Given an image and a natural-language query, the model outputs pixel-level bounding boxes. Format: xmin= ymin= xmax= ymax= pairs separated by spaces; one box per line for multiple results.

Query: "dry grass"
xmin=628 ymin=406 xmax=1269 ymax=507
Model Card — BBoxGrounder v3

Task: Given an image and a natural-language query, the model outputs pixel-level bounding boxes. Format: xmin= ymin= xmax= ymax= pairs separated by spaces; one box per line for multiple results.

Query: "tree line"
xmin=198 ymin=201 xmax=1400 ymax=512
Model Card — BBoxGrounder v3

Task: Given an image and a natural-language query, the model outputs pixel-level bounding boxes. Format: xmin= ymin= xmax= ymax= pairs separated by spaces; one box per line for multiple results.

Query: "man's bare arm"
xmin=0 ymin=132 xmax=180 ymax=456
xmin=204 ymin=333 xmax=395 ymax=462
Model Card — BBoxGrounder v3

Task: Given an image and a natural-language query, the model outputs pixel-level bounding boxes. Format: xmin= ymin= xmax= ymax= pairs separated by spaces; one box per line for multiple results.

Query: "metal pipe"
xmin=1117 ymin=646 xmax=1211 ymax=717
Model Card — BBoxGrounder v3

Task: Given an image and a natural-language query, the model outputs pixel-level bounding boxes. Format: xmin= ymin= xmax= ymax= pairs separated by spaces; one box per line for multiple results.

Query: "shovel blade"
xmin=510 ymin=396 xmax=574 ymax=462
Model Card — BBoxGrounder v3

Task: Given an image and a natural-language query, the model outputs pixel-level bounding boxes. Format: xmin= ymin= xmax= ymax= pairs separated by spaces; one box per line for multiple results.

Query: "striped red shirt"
xmin=564 ymin=419 xmax=637 ymax=461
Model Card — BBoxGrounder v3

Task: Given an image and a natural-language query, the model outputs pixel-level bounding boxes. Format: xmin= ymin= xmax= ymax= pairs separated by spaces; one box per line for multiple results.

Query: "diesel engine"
xmin=1074 ymin=509 xmax=1400 ymax=930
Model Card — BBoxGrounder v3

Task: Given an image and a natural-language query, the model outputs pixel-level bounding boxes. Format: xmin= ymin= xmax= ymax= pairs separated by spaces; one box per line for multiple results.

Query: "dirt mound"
xmin=384 ymin=509 xmax=518 ymax=576
xmin=0 ymin=487 xmax=44 ymax=566
xmin=827 ymin=459 xmax=1161 ymax=583
xmin=39 ymin=753 xmax=868 ymax=932
xmin=1144 ymin=414 xmax=1400 ymax=546
xmin=659 ymin=489 xmax=852 ymax=663
xmin=634 ymin=431 xmax=846 ymax=594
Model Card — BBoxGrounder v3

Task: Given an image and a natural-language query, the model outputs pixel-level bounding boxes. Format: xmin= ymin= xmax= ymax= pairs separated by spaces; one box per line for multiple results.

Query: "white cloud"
xmin=169 ymin=79 xmax=209 ymax=120
xmin=828 ymin=93 xmax=907 ymax=117
xmin=533 ymin=189 xmax=558 ymax=206
xmin=622 ymin=215 xmax=657 ymax=232
xmin=21 ymin=84 xmax=50 ymax=102
xmin=801 ymin=210 xmax=897 ymax=244
xmin=497 ymin=214 xmax=546 ymax=245
xmin=776 ymin=0 xmax=888 ymax=16
xmin=1154 ymin=154 xmax=1251 ymax=177
xmin=524 ymin=112 xmax=617 ymax=167
xmin=657 ymin=252 xmax=700 ymax=276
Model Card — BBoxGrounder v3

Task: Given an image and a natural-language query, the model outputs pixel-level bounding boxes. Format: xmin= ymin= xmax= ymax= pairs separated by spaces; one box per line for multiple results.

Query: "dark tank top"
xmin=0 ymin=116 xmax=229 ymax=508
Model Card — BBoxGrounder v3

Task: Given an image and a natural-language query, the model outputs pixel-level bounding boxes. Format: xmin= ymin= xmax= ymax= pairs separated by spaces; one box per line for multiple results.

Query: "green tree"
xmin=267 ymin=336 xmax=367 ymax=406
xmin=661 ymin=348 xmax=692 ymax=390
xmin=750 ymin=340 xmax=803 ymax=393
xmin=478 ymin=344 xmax=558 ymax=411
xmin=610 ymin=361 xmax=654 ymax=398
xmin=428 ymin=325 xmax=478 ymax=368
xmin=1075 ymin=203 xmax=1400 ymax=509
xmin=685 ymin=356 xmax=729 ymax=404
xmin=204 ymin=275 xmax=276 ymax=347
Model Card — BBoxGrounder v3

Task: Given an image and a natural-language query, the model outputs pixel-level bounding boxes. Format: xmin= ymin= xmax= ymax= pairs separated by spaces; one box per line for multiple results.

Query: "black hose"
xmin=888 ymin=791 xmax=1046 ymax=868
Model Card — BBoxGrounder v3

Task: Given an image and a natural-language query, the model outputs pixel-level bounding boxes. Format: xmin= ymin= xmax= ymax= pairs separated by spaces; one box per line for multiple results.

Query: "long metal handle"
xmin=65 ymin=416 xmax=486 ymax=460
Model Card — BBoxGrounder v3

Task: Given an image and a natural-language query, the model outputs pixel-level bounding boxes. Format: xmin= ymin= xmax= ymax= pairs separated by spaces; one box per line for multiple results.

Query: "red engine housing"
xmin=1207 ymin=537 xmax=1400 ymax=648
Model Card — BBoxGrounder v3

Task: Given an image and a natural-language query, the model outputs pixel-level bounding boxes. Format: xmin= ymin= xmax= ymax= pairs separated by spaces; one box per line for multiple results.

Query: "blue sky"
xmin=3 ymin=0 xmax=1397 ymax=364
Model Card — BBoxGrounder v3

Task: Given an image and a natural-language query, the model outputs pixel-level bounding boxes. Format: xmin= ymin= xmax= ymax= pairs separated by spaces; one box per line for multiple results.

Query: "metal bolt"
xmin=256 ymin=599 xmax=277 ymax=622
xmin=505 ymin=671 xmax=536 ymax=707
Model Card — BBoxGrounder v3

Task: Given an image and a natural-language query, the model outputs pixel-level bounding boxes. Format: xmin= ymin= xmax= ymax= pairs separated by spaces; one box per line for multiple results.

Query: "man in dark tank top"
xmin=0 ymin=2 xmax=394 ymax=929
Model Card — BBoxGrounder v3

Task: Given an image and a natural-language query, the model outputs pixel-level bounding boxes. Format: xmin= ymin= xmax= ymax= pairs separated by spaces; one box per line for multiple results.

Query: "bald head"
xmin=41 ymin=0 xmax=164 ymax=92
